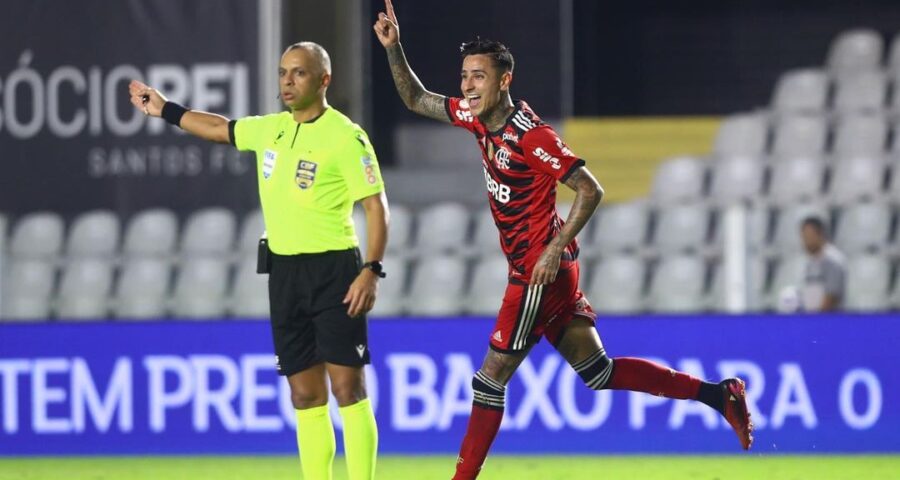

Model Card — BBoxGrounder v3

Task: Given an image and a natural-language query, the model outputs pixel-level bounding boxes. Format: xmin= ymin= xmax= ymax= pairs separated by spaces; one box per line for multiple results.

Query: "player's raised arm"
xmin=373 ymin=0 xmax=450 ymax=123
xmin=128 ymin=79 xmax=231 ymax=144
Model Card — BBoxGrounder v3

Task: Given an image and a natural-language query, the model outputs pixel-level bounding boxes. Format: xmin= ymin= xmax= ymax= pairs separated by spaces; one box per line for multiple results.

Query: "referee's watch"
xmin=362 ymin=261 xmax=386 ymax=278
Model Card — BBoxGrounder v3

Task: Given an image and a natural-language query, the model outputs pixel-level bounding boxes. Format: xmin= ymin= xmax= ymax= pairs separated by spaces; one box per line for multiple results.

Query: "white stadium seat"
xmin=771 ymin=115 xmax=827 ymax=159
xmin=10 ymin=211 xmax=65 ymax=259
xmin=713 ymin=114 xmax=768 ymax=158
xmin=123 ymin=208 xmax=178 ymax=257
xmin=405 ymin=256 xmax=466 ymax=316
xmin=115 ymin=258 xmax=170 ymax=319
xmin=650 ymin=156 xmax=707 ymax=205
xmin=586 ymin=255 xmax=646 ymax=314
xmin=180 ymin=207 xmax=236 ymax=256
xmin=827 ymin=28 xmax=884 ymax=75
xmin=771 ymin=69 xmax=829 ymax=114
xmin=464 ymin=254 xmax=509 ymax=316
xmin=647 ymin=254 xmax=707 ymax=313
xmin=56 ymin=259 xmax=114 ymax=320
xmin=65 ymin=210 xmax=120 ymax=258
xmin=172 ymin=258 xmax=229 ymax=318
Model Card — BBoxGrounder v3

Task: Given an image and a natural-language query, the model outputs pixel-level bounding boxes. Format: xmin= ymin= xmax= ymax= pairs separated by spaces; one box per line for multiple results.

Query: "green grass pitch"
xmin=1 ymin=455 xmax=898 ymax=479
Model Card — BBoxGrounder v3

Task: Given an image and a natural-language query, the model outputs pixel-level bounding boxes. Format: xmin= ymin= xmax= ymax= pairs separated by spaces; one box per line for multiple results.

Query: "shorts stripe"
xmin=513 ymin=284 xmax=544 ymax=350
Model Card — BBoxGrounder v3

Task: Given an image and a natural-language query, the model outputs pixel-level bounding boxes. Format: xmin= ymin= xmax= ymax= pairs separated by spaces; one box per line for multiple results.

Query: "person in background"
xmin=800 ymin=216 xmax=846 ymax=312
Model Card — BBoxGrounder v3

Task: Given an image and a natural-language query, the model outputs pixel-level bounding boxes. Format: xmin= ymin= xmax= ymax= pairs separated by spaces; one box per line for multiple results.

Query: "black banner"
xmin=0 ymin=0 xmax=261 ymax=217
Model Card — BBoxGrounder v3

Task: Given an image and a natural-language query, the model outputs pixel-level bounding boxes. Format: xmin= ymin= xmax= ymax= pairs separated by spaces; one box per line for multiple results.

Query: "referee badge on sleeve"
xmin=295 ymin=159 xmax=317 ymax=189
xmin=262 ymin=150 xmax=277 ymax=179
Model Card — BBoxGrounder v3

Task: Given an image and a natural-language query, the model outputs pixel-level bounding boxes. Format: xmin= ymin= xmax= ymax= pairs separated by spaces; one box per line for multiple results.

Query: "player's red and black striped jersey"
xmin=445 ymin=97 xmax=585 ymax=280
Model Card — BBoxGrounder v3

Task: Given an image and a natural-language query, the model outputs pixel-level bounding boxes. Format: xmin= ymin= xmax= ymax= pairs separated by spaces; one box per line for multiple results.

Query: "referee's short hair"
xmin=285 ymin=41 xmax=332 ymax=75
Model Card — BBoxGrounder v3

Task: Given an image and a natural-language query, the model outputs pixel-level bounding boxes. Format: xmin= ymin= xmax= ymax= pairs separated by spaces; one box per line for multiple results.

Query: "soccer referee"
xmin=129 ymin=42 xmax=386 ymax=480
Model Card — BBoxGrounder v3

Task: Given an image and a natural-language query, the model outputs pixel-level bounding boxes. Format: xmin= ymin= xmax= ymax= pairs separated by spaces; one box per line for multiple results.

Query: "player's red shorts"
xmin=489 ymin=262 xmax=596 ymax=353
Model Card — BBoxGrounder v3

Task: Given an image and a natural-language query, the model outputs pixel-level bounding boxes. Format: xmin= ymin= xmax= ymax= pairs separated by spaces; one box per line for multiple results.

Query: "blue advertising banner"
xmin=0 ymin=314 xmax=896 ymax=455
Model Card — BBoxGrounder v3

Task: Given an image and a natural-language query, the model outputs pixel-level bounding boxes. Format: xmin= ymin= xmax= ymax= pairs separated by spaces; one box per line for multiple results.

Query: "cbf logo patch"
xmin=361 ymin=156 xmax=377 ymax=185
xmin=295 ymin=160 xmax=317 ymax=189
xmin=262 ymin=150 xmax=277 ymax=179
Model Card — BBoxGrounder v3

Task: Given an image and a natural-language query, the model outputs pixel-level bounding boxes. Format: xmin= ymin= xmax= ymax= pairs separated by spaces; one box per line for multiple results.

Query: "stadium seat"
xmin=827 ymin=29 xmax=884 ymax=75
xmin=172 ymin=258 xmax=229 ymax=319
xmin=650 ymin=156 xmax=707 ymax=205
xmin=10 ymin=211 xmax=65 ymax=259
xmin=646 ymin=254 xmax=707 ymax=313
xmin=831 ymin=114 xmax=887 ymax=157
xmin=557 ymin=200 xmax=574 ymax=220
xmin=369 ymin=254 xmax=408 ymax=318
xmin=115 ymin=258 xmax=170 ymax=319
xmin=466 ymin=208 xmax=502 ymax=258
xmin=651 ymin=203 xmax=710 ymax=255
xmin=590 ymin=200 xmax=649 ymax=255
xmin=586 ymin=255 xmax=646 ymax=314
xmin=405 ymin=255 xmax=466 ymax=316
xmin=0 ymin=259 xmax=55 ymax=321
xmin=709 ymin=157 xmax=764 ymax=205
xmin=712 ymin=114 xmax=768 ymax=159
xmin=833 ymin=202 xmax=893 ymax=254
xmin=65 ymin=210 xmax=120 ymax=259
xmin=766 ymin=256 xmax=807 ymax=311
xmin=844 ymin=253 xmax=891 ymax=311
xmin=237 ymin=209 xmax=265 ymax=254
xmin=828 ymin=156 xmax=886 ymax=204
xmin=230 ymin=258 xmax=269 ymax=318
xmin=771 ymin=69 xmax=829 ymax=114
xmin=56 ymin=259 xmax=114 ymax=320
xmin=770 ymin=115 xmax=828 ymax=159
xmin=413 ymin=201 xmax=470 ymax=254
xmin=706 ymin=256 xmax=767 ymax=312
xmin=768 ymin=203 xmax=829 ymax=257
xmin=832 ymin=70 xmax=887 ymax=113
xmin=463 ymin=254 xmax=509 ymax=315
xmin=123 ymin=208 xmax=178 ymax=257
xmin=180 ymin=207 xmax=236 ymax=256
xmin=767 ymin=156 xmax=825 ymax=205
xmin=385 ymin=204 xmax=413 ymax=257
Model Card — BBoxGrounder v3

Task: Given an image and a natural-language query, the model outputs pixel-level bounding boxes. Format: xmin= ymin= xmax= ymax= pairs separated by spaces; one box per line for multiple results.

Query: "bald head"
xmin=284 ymin=41 xmax=332 ymax=76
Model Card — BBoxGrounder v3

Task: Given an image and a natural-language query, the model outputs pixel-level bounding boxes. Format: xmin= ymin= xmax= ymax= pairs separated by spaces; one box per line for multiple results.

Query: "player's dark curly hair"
xmin=460 ymin=37 xmax=515 ymax=73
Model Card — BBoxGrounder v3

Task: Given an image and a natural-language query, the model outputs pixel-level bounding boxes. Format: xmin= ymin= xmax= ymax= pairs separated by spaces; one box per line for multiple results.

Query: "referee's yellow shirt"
xmin=231 ymin=108 xmax=384 ymax=255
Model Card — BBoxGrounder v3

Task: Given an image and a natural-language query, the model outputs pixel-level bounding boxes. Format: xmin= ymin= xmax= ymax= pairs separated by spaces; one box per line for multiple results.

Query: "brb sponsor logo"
xmin=483 ymin=167 xmax=511 ymax=204
xmin=532 ymin=147 xmax=561 ymax=170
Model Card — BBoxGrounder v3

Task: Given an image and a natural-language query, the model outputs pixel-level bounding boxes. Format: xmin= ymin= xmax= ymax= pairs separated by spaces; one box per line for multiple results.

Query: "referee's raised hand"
xmin=128 ymin=79 xmax=167 ymax=117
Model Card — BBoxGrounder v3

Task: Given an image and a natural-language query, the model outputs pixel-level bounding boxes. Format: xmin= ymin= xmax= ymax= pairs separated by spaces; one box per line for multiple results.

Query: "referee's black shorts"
xmin=268 ymin=247 xmax=370 ymax=376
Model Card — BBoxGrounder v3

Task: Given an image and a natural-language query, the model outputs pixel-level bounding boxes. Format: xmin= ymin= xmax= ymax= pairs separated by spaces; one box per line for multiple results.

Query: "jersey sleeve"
xmin=444 ymin=97 xmax=478 ymax=133
xmin=520 ymin=125 xmax=586 ymax=182
xmin=338 ymin=128 xmax=385 ymax=202
xmin=230 ymin=115 xmax=273 ymax=152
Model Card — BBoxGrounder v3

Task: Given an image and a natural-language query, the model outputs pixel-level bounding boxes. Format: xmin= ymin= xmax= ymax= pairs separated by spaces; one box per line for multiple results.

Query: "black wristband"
xmin=362 ymin=261 xmax=386 ymax=278
xmin=161 ymin=102 xmax=189 ymax=127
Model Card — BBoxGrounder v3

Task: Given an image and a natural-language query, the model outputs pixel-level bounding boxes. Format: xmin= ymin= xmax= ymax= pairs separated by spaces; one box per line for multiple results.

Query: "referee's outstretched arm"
xmin=128 ymin=79 xmax=231 ymax=144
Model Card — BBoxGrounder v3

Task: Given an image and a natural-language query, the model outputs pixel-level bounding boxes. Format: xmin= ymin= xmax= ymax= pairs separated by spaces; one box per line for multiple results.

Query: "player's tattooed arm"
xmin=554 ymin=167 xmax=603 ymax=249
xmin=385 ymin=45 xmax=450 ymax=123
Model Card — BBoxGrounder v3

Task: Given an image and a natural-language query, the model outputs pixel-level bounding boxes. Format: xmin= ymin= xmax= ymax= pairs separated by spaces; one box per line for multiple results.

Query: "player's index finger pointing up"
xmin=385 ymin=0 xmax=397 ymax=22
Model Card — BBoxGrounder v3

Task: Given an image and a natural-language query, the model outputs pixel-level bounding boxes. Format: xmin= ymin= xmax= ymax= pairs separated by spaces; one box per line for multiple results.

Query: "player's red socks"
xmin=454 ymin=370 xmax=506 ymax=480
xmin=608 ymin=357 xmax=701 ymax=400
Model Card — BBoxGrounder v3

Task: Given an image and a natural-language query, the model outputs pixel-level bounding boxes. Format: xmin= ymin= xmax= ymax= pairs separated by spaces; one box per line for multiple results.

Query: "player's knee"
xmin=471 ymin=370 xmax=506 ymax=410
xmin=330 ymin=380 xmax=366 ymax=407
xmin=572 ymin=348 xmax=614 ymax=390
xmin=290 ymin=388 xmax=328 ymax=410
